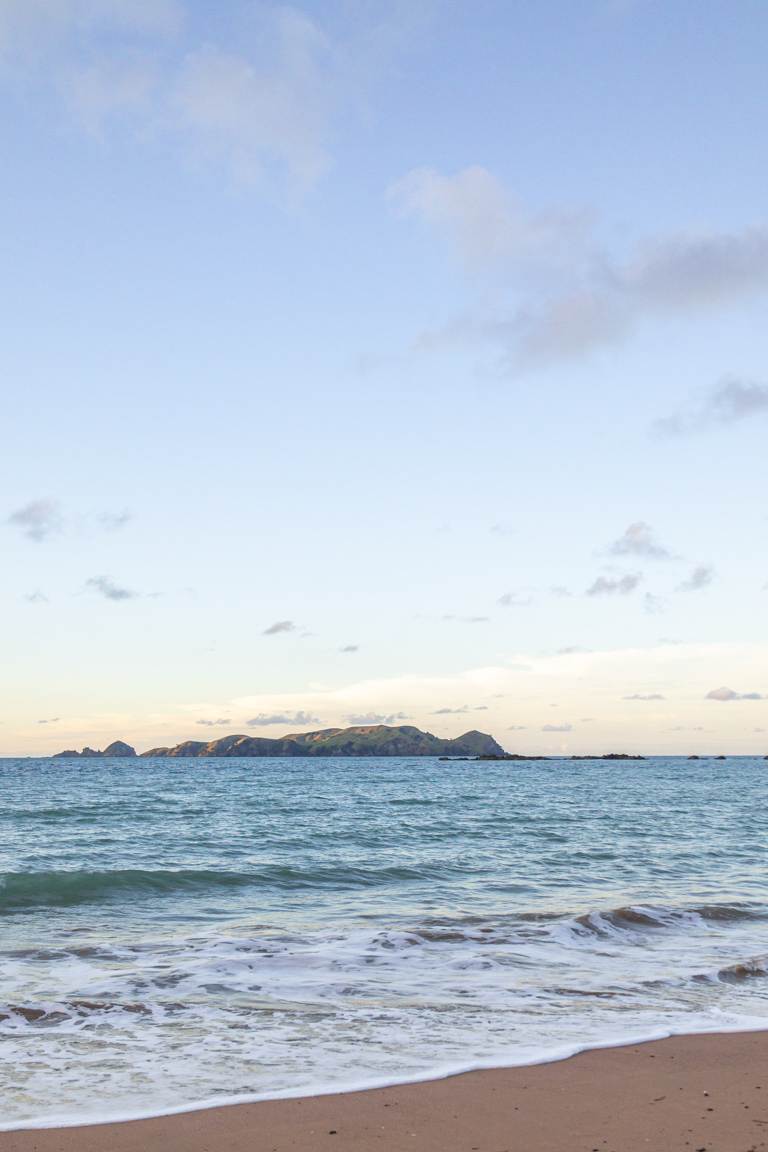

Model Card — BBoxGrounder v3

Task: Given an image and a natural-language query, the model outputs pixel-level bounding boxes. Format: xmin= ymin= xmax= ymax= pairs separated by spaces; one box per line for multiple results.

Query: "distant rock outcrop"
xmin=139 ymin=724 xmax=505 ymax=758
xmin=53 ymin=741 xmax=137 ymax=759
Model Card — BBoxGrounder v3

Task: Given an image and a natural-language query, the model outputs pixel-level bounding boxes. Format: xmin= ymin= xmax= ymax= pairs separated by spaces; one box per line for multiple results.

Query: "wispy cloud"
xmin=542 ymin=723 xmax=573 ymax=732
xmin=390 ymin=165 xmax=768 ymax=370
xmin=344 ymin=711 xmax=411 ymax=725
xmin=24 ymin=590 xmax=50 ymax=604
xmin=0 ymin=0 xmax=184 ymax=51
xmin=655 ymin=377 xmax=768 ymax=436
xmin=7 ymin=499 xmax=62 ymax=542
xmin=441 ymin=614 xmax=490 ymax=623
xmin=339 ymin=644 xmax=359 ymax=653
xmin=195 ymin=718 xmax=230 ymax=727
xmin=388 ymin=165 xmax=587 ymax=276
xmin=37 ymin=717 xmax=60 ymax=724
xmin=3 ymin=3 xmax=338 ymax=198
xmin=7 ymin=500 xmax=133 ymax=541
xmin=507 ymin=227 xmax=768 ymax=368
xmin=623 ymin=693 xmax=666 ymax=701
xmin=85 ymin=575 xmax=138 ymax=601
xmin=586 ymin=573 xmax=641 ymax=596
xmin=172 ymin=10 xmax=333 ymax=194
xmin=497 ymin=591 xmax=533 ymax=607
xmin=678 ymin=565 xmax=715 ymax=592
xmin=246 ymin=710 xmax=320 ymax=727
xmin=608 ymin=521 xmax=672 ymax=560
xmin=706 ymin=686 xmax=764 ymax=701
xmin=263 ymin=620 xmax=296 ymax=636
xmin=432 ymin=704 xmax=489 ymax=715
xmin=98 ymin=509 xmax=132 ymax=532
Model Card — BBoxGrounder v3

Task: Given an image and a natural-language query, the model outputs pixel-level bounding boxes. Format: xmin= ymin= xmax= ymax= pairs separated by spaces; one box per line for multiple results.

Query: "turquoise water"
xmin=2 ymin=755 xmax=768 ymax=1127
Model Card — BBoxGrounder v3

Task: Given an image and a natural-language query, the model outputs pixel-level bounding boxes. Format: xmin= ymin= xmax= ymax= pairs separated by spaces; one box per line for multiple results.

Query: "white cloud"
xmin=388 ymin=165 xmax=585 ymax=276
xmin=608 ymin=521 xmax=672 ymax=560
xmin=0 ymin=0 xmax=183 ymax=53
xmin=246 ymin=710 xmax=321 ymax=727
xmin=98 ymin=509 xmax=132 ymax=532
xmin=7 ymin=499 xmax=62 ymax=542
xmin=433 ymin=704 xmax=488 ymax=715
xmin=706 ymin=686 xmax=764 ymax=702
xmin=263 ymin=620 xmax=296 ymax=636
xmin=63 ymin=57 xmax=157 ymax=133
xmin=344 ymin=711 xmax=410 ymax=725
xmin=172 ymin=11 xmax=333 ymax=193
xmin=24 ymin=590 xmax=50 ymax=604
xmin=655 ymin=377 xmax=768 ymax=436
xmin=440 ymin=613 xmax=490 ymax=623
xmin=497 ymin=591 xmax=533 ymax=607
xmin=85 ymin=575 xmax=138 ymax=601
xmin=390 ymin=165 xmax=768 ymax=370
xmin=506 ymin=226 xmax=768 ymax=369
xmin=678 ymin=565 xmax=715 ymax=592
xmin=2 ymin=3 xmax=335 ymax=196
xmin=586 ymin=573 xmax=642 ymax=596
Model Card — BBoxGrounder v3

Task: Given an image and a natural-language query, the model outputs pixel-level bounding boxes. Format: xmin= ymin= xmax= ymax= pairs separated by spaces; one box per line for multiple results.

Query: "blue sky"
xmin=2 ymin=0 xmax=767 ymax=755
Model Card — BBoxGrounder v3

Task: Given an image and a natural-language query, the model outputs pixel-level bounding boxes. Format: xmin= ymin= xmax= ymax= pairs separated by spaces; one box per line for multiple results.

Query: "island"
xmin=53 ymin=740 xmax=137 ymax=759
xmin=53 ymin=724 xmax=505 ymax=759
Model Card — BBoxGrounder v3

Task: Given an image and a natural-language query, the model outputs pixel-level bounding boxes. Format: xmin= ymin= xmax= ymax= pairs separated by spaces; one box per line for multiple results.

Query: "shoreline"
xmin=4 ymin=1021 xmax=768 ymax=1133
xmin=4 ymin=1029 xmax=768 ymax=1150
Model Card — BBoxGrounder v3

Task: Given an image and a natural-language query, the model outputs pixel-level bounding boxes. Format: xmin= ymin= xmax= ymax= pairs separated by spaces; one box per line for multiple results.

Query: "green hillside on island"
xmin=53 ymin=724 xmax=504 ymax=759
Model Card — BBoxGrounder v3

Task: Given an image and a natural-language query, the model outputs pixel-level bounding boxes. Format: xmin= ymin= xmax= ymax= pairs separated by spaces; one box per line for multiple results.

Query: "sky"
xmin=1 ymin=0 xmax=767 ymax=756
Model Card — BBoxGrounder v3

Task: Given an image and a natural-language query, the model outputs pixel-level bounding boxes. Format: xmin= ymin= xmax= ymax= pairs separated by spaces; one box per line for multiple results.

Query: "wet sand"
xmin=3 ymin=1031 xmax=768 ymax=1152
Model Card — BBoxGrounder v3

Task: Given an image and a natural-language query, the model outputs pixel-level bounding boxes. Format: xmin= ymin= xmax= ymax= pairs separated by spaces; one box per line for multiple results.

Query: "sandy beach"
xmin=3 ymin=1031 xmax=768 ymax=1152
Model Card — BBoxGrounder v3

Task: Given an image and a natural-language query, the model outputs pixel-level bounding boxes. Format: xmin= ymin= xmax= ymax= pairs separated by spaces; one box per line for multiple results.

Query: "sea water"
xmin=1 ymin=755 xmax=768 ymax=1128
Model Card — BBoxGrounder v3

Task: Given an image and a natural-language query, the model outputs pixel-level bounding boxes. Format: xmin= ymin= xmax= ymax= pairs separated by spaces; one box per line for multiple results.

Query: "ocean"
xmin=1 ymin=754 xmax=768 ymax=1129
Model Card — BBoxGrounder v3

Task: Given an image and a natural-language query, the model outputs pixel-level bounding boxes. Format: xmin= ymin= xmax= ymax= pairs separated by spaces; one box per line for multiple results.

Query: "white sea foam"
xmin=3 ymin=904 xmax=768 ymax=1129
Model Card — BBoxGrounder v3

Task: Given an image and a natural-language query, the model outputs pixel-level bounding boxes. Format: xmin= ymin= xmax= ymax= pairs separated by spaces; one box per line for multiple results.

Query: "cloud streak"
xmin=263 ymin=620 xmax=296 ymax=636
xmin=391 ymin=166 xmax=768 ymax=369
xmin=344 ymin=711 xmax=411 ymax=725
xmin=678 ymin=565 xmax=715 ymax=592
xmin=3 ymin=3 xmax=337 ymax=197
xmin=7 ymin=499 xmax=62 ymax=542
xmin=497 ymin=591 xmax=533 ymax=607
xmin=246 ymin=711 xmax=321 ymax=727
xmin=655 ymin=377 xmax=768 ymax=436
xmin=586 ymin=573 xmax=641 ymax=596
xmin=608 ymin=521 xmax=671 ymax=560
xmin=432 ymin=704 xmax=489 ymax=715
xmin=85 ymin=575 xmax=138 ymax=601
xmin=172 ymin=11 xmax=333 ymax=194
xmin=706 ymin=686 xmax=764 ymax=701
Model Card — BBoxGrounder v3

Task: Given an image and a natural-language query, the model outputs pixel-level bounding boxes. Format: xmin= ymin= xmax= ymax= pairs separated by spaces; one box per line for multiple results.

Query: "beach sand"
xmin=3 ymin=1031 xmax=768 ymax=1151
